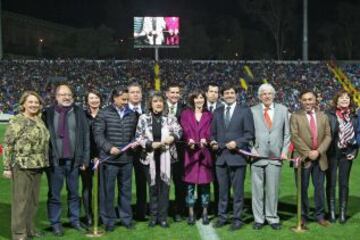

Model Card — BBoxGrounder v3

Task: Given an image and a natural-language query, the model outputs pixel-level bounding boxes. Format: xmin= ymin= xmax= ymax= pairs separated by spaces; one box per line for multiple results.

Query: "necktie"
xmin=225 ymin=106 xmax=231 ymax=127
xmin=169 ymin=106 xmax=175 ymax=115
xmin=133 ymin=107 xmax=139 ymax=114
xmin=308 ymin=112 xmax=318 ymax=149
xmin=264 ymin=107 xmax=272 ymax=129
xmin=209 ymin=105 xmax=214 ymax=113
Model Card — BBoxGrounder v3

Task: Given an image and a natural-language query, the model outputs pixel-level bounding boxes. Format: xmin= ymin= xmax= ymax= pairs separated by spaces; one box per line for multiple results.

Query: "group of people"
xmin=2 ymin=59 xmax=359 ymax=115
xmin=2 ymin=80 xmax=360 ymax=240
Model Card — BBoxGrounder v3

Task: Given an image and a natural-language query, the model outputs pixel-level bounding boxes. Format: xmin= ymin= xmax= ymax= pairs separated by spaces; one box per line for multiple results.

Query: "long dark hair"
xmin=331 ymin=90 xmax=356 ymax=114
xmin=187 ymin=89 xmax=207 ymax=112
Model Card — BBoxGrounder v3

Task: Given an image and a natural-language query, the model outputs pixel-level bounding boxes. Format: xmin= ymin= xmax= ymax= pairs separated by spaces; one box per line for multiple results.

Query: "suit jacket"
xmin=43 ymin=105 xmax=90 ymax=167
xmin=206 ymin=101 xmax=224 ymax=113
xmin=211 ymin=103 xmax=255 ymax=166
xmin=251 ymin=103 xmax=290 ymax=166
xmin=290 ymin=109 xmax=332 ymax=171
xmin=166 ymin=101 xmax=186 ymax=162
xmin=180 ymin=108 xmax=213 ymax=184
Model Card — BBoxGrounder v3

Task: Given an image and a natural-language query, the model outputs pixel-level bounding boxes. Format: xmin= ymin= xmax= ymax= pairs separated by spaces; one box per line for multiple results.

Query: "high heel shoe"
xmin=187 ymin=214 xmax=196 ymax=225
xmin=202 ymin=213 xmax=209 ymax=225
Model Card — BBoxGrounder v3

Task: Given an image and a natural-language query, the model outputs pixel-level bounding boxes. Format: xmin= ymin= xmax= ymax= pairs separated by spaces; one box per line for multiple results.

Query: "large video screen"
xmin=134 ymin=16 xmax=180 ymax=48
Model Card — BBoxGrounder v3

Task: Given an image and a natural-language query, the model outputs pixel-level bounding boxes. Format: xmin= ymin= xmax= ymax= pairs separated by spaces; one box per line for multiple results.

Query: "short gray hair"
xmin=258 ymin=83 xmax=276 ymax=99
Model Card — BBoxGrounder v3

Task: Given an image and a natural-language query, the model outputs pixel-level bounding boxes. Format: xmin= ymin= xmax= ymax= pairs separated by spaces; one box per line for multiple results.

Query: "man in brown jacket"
xmin=290 ymin=90 xmax=331 ymax=227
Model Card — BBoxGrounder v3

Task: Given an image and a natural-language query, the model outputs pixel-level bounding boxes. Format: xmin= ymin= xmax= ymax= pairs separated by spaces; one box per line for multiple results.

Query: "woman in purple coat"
xmin=180 ymin=90 xmax=213 ymax=225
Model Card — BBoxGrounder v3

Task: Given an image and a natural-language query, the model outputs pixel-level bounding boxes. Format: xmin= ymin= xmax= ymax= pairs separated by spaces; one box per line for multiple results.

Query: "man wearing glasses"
xmin=43 ymin=84 xmax=90 ymax=236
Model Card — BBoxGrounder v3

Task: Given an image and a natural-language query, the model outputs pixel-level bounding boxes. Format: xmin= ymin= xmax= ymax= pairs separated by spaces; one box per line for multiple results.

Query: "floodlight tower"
xmin=0 ymin=0 xmax=3 ymax=60
xmin=303 ymin=0 xmax=308 ymax=61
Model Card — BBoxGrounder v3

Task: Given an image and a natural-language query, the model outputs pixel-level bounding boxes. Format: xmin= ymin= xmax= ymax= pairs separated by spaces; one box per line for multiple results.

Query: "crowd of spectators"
xmin=0 ymin=59 xmax=359 ymax=114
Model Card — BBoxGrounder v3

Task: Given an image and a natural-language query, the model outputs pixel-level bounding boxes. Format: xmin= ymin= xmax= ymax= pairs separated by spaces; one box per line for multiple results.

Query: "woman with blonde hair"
xmin=3 ymin=91 xmax=50 ymax=240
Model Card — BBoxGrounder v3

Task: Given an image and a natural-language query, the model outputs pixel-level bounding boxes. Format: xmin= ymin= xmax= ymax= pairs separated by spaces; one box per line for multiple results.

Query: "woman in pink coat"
xmin=180 ymin=90 xmax=213 ymax=225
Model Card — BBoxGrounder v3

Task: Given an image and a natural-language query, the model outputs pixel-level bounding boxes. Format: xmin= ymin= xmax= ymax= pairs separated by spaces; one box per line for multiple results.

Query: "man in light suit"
xmin=211 ymin=84 xmax=254 ymax=231
xmin=250 ymin=83 xmax=290 ymax=230
xmin=290 ymin=90 xmax=331 ymax=227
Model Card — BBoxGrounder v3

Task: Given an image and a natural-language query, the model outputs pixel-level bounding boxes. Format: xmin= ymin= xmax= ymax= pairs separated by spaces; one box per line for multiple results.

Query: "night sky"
xmin=2 ymin=0 xmax=359 ymax=59
xmin=3 ymin=0 xmax=355 ymax=29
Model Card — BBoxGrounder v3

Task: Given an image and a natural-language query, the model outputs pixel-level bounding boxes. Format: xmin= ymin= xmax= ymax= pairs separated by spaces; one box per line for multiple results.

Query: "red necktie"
xmin=308 ymin=112 xmax=318 ymax=149
xmin=264 ymin=107 xmax=272 ymax=129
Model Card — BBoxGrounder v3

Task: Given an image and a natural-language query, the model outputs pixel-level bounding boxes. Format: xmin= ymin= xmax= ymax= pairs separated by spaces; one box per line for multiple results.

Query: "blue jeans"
xmin=47 ymin=159 xmax=80 ymax=228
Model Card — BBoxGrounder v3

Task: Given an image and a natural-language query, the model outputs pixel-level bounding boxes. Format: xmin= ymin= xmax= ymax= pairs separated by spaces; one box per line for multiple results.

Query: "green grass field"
xmin=0 ymin=124 xmax=359 ymax=240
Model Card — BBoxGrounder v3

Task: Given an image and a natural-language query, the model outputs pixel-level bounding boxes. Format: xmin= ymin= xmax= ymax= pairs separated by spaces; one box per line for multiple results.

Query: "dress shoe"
xmin=85 ymin=218 xmax=93 ymax=227
xmin=318 ymin=219 xmax=330 ymax=227
xmin=174 ymin=214 xmax=182 ymax=222
xmin=105 ymin=224 xmax=115 ymax=232
xmin=160 ymin=221 xmax=169 ymax=228
xmin=71 ymin=223 xmax=86 ymax=232
xmin=270 ymin=223 xmax=281 ymax=230
xmin=148 ymin=219 xmax=157 ymax=228
xmin=52 ymin=227 xmax=64 ymax=237
xmin=187 ymin=215 xmax=196 ymax=225
xmin=229 ymin=221 xmax=243 ymax=231
xmin=213 ymin=220 xmax=226 ymax=228
xmin=252 ymin=222 xmax=264 ymax=230
xmin=202 ymin=214 xmax=209 ymax=225
xmin=123 ymin=222 xmax=135 ymax=230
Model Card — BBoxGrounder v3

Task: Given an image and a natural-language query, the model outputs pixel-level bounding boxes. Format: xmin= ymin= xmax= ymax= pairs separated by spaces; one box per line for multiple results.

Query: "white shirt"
xmin=115 ymin=106 xmax=126 ymax=119
xmin=167 ymin=101 xmax=178 ymax=116
xmin=224 ymin=102 xmax=236 ymax=121
xmin=207 ymin=101 xmax=217 ymax=112
xmin=262 ymin=103 xmax=274 ymax=122
xmin=128 ymin=103 xmax=142 ymax=114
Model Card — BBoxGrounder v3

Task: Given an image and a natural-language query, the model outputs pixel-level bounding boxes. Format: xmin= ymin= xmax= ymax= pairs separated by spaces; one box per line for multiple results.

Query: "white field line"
xmin=196 ymin=220 xmax=220 ymax=240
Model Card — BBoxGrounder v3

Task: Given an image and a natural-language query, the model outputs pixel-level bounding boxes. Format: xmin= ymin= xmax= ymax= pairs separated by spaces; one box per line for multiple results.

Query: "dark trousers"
xmin=80 ymin=167 xmax=93 ymax=222
xmin=186 ymin=184 xmax=210 ymax=208
xmin=11 ymin=167 xmax=42 ymax=240
xmin=216 ymin=164 xmax=246 ymax=223
xmin=326 ymin=152 xmax=353 ymax=210
xmin=47 ymin=159 xmax=80 ymax=228
xmin=100 ymin=162 xmax=133 ymax=226
xmin=134 ymin=157 xmax=147 ymax=218
xmin=295 ymin=160 xmax=326 ymax=221
xmin=212 ymin=164 xmax=219 ymax=211
xmin=172 ymin=161 xmax=186 ymax=215
xmin=144 ymin=161 xmax=170 ymax=222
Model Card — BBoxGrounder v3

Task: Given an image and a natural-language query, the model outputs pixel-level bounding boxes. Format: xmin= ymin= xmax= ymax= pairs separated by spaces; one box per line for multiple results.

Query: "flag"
xmin=243 ymin=65 xmax=254 ymax=79
xmin=240 ymin=78 xmax=248 ymax=91
xmin=155 ymin=77 xmax=161 ymax=91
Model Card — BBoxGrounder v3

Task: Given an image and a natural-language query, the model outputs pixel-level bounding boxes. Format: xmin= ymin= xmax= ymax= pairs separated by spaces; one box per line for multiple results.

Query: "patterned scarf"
xmin=336 ymin=108 xmax=354 ymax=149
xmin=55 ymin=105 xmax=72 ymax=158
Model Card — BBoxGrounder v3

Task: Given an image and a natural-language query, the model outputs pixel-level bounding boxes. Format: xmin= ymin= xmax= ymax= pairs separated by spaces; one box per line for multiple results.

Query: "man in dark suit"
xmin=127 ymin=82 xmax=147 ymax=221
xmin=290 ymin=90 xmax=332 ymax=227
xmin=165 ymin=83 xmax=186 ymax=222
xmin=205 ymin=82 xmax=224 ymax=214
xmin=43 ymin=84 xmax=90 ymax=236
xmin=210 ymin=84 xmax=254 ymax=231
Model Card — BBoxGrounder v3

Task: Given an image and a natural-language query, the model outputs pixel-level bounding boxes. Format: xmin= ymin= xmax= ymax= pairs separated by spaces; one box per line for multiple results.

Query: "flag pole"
xmin=291 ymin=161 xmax=308 ymax=232
xmin=86 ymin=161 xmax=104 ymax=237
